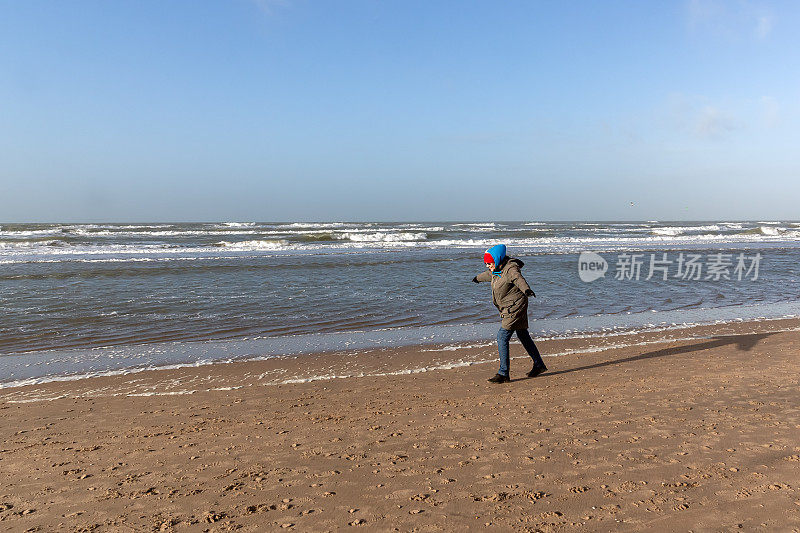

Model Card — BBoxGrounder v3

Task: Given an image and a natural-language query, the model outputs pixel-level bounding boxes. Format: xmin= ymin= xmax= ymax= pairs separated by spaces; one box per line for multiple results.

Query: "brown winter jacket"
xmin=475 ymin=257 xmax=533 ymax=330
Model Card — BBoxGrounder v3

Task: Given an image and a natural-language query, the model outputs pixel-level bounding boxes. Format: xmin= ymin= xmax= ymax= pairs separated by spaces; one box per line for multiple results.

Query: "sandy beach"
xmin=2 ymin=319 xmax=800 ymax=532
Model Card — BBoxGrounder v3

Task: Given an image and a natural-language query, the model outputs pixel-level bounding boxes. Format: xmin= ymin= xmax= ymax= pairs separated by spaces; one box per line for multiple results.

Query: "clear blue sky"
xmin=1 ymin=1 xmax=798 ymax=222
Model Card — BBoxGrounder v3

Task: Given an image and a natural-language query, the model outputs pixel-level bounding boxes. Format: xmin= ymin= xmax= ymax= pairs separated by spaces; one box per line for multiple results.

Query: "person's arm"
xmin=508 ymin=267 xmax=535 ymax=297
xmin=472 ymin=270 xmax=492 ymax=283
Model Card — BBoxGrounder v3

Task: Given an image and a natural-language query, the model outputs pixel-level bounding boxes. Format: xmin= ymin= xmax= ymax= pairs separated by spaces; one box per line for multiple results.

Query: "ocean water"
xmin=2 ymin=220 xmax=800 ymax=388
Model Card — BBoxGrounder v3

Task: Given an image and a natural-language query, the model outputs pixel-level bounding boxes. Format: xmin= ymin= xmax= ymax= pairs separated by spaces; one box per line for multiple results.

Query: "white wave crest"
xmin=651 ymin=227 xmax=684 ymax=236
xmin=214 ymin=239 xmax=289 ymax=250
xmin=689 ymin=224 xmax=721 ymax=232
xmin=650 ymin=225 xmax=721 ymax=236
xmin=220 ymin=222 xmax=257 ymax=228
xmin=64 ymin=229 xmax=262 ymax=237
xmin=759 ymin=225 xmax=783 ymax=236
xmin=335 ymin=231 xmax=427 ymax=242
xmin=0 ymin=229 xmax=61 ymax=238
xmin=285 ymin=222 xmax=351 ymax=229
xmin=397 ymin=224 xmax=445 ymax=231
xmin=0 ymin=240 xmax=67 ymax=249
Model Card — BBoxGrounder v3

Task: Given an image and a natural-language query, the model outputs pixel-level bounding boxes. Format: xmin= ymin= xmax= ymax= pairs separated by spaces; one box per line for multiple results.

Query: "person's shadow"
xmin=524 ymin=332 xmax=775 ymax=380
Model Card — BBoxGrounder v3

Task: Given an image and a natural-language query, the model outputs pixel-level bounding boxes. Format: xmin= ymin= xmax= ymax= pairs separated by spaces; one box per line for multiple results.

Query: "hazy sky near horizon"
xmin=1 ymin=1 xmax=799 ymax=222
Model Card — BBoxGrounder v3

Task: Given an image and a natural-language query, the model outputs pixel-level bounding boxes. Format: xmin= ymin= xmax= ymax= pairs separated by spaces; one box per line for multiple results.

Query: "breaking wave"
xmin=214 ymin=239 xmax=289 ymax=250
xmin=335 ymin=231 xmax=427 ymax=242
xmin=651 ymin=228 xmax=684 ymax=236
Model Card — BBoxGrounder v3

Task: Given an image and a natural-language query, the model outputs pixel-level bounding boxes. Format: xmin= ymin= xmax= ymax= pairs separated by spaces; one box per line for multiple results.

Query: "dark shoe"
xmin=526 ymin=365 xmax=547 ymax=378
xmin=487 ymin=373 xmax=510 ymax=383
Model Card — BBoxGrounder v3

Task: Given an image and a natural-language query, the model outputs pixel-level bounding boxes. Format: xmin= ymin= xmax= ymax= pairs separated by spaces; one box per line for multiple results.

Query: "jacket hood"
xmin=502 ymin=257 xmax=525 ymax=270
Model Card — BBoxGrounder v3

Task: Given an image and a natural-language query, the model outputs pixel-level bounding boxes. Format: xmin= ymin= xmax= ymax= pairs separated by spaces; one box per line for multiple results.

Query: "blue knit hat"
xmin=483 ymin=244 xmax=506 ymax=266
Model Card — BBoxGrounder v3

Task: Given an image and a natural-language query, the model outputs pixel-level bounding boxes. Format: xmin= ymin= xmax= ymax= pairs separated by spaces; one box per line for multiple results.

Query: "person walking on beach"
xmin=473 ymin=244 xmax=547 ymax=383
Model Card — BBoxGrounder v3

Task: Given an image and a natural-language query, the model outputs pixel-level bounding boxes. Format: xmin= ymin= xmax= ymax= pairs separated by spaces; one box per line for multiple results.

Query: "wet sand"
xmin=2 ymin=320 xmax=800 ymax=531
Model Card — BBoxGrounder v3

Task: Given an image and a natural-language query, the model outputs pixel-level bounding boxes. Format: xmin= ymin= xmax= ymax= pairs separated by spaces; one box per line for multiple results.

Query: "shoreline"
xmin=2 ymin=319 xmax=799 ymax=531
xmin=2 ymin=316 xmax=799 ymax=399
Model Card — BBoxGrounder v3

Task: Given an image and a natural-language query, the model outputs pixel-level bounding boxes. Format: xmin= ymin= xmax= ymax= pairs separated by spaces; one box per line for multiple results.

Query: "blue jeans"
xmin=497 ymin=328 xmax=546 ymax=377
